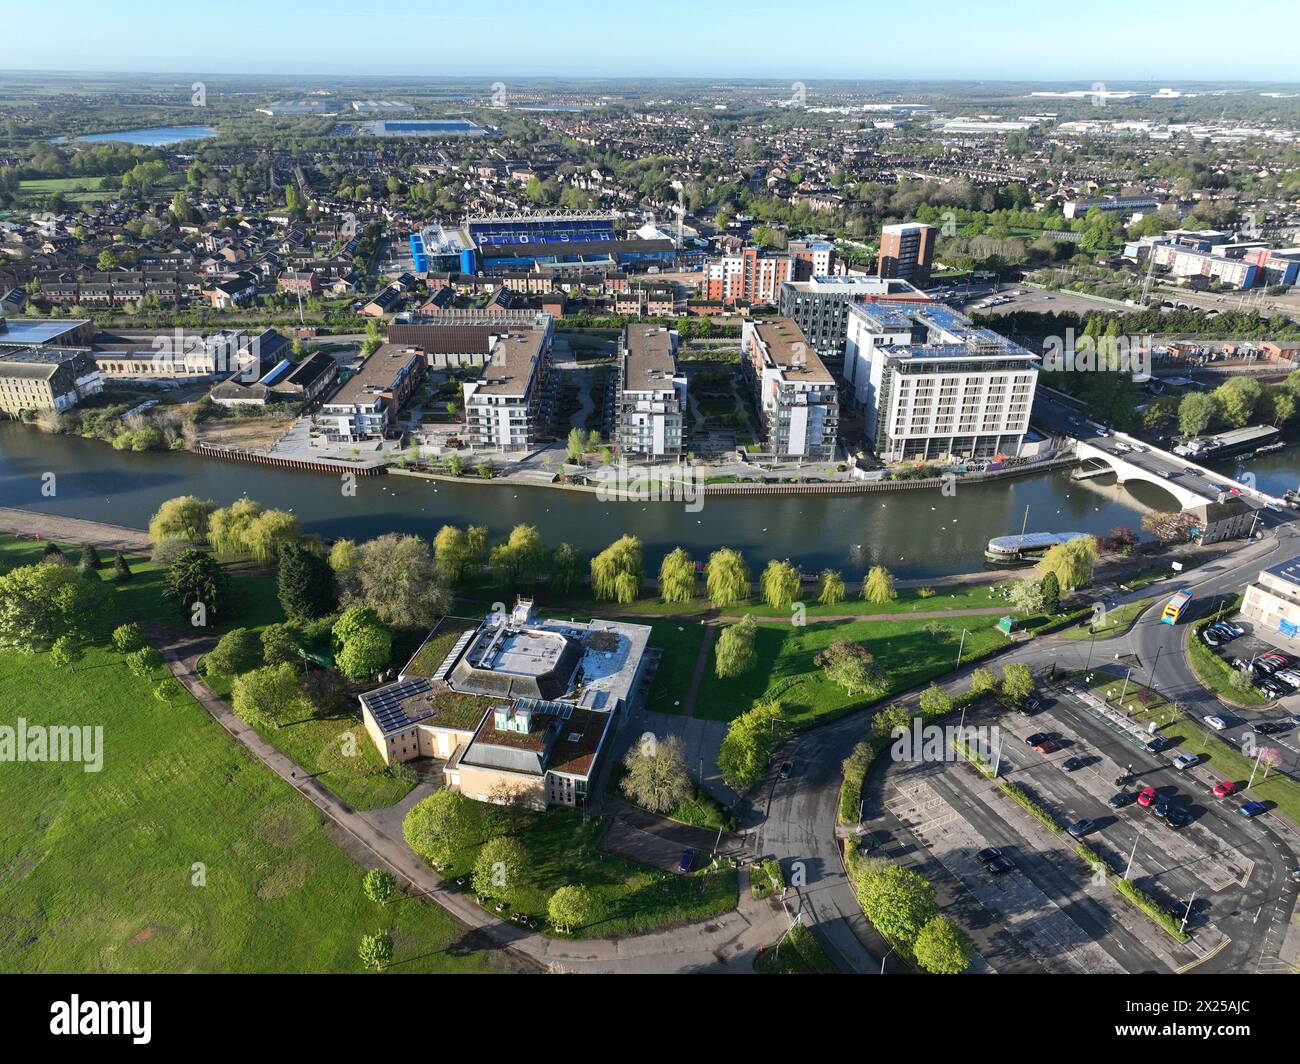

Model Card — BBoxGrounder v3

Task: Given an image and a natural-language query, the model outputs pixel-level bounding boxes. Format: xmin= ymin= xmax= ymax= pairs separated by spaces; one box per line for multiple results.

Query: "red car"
xmin=1137 ymin=786 xmax=1157 ymax=808
xmin=1035 ymin=739 xmax=1059 ymax=754
xmin=1213 ymin=780 xmax=1237 ymax=798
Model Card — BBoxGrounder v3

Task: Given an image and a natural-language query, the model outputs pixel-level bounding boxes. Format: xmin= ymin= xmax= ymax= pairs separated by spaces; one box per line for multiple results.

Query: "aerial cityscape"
xmin=4 ymin=0 xmax=1300 ymax=1037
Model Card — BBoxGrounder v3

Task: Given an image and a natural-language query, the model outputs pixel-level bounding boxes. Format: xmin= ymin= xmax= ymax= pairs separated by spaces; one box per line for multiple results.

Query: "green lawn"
xmin=0 ymin=643 xmax=497 ymax=973
xmin=643 ymin=619 xmax=707 ymax=714
xmin=204 ymin=670 xmax=414 ymax=811
xmin=440 ymin=807 xmax=737 ymax=939
xmin=1053 ymin=598 xmax=1153 ymax=640
xmin=694 ymin=616 xmax=1010 ymax=725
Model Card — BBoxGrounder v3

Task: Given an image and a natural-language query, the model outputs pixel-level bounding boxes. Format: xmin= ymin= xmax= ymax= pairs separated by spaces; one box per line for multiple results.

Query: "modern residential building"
xmin=778 ymin=275 xmax=931 ymax=357
xmin=740 ymin=318 xmax=839 ymax=461
xmin=359 ymin=599 xmax=653 ymax=810
xmin=316 ymin=343 xmax=424 ymax=441
xmin=787 ymin=238 xmax=838 ymax=280
xmin=461 ymin=328 xmax=552 ymax=451
xmin=1129 ymin=230 xmax=1300 ymax=290
xmin=844 ymin=302 xmax=1040 ymax=462
xmin=613 ymin=324 xmax=686 ymax=461
xmin=1242 ymin=555 xmax=1300 ymax=644
xmin=0 ymin=347 xmax=102 ymax=417
xmin=704 ymin=246 xmax=794 ymax=305
xmin=877 ymin=223 xmax=936 ymax=285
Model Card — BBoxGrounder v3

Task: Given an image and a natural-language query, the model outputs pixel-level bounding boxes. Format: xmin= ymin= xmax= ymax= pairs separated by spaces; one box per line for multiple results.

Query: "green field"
xmin=694 ymin=616 xmax=1010 ymax=725
xmin=0 ymin=642 xmax=497 ymax=973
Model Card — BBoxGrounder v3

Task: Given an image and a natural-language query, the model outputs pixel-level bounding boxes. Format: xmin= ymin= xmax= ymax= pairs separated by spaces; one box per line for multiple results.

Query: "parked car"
xmin=1061 ymin=756 xmax=1084 ymax=772
xmin=1173 ymin=753 xmax=1199 ymax=770
xmin=1273 ymin=669 xmax=1300 ymax=688
xmin=1209 ymin=623 xmax=1237 ymax=642
xmin=1137 ymin=786 xmax=1158 ymax=808
xmin=975 ymin=847 xmax=1004 ymax=864
xmin=1110 ymin=791 xmax=1137 ymax=808
xmin=1165 ymin=806 xmax=1188 ymax=829
xmin=987 ymin=856 xmax=1016 ymax=874
xmin=1067 ymin=817 xmax=1096 ymax=838
xmin=1036 ymin=739 xmax=1060 ymax=754
xmin=1144 ymin=737 xmax=1169 ymax=754
xmin=779 ymin=761 xmax=793 ymax=780
xmin=1237 ymin=801 xmax=1268 ymax=818
xmin=676 ymin=848 xmax=695 ymax=874
xmin=1203 ymin=715 xmax=1227 ymax=731
xmin=1257 ymin=678 xmax=1287 ymax=698
xmin=1213 ymin=780 xmax=1237 ymax=798
xmin=1153 ymin=797 xmax=1170 ymax=819
xmin=1215 ymin=620 xmax=1244 ymax=638
xmin=1025 ymin=732 xmax=1051 ymax=746
xmin=1023 ymin=695 xmax=1045 ymax=715
xmin=1201 ymin=629 xmax=1223 ymax=648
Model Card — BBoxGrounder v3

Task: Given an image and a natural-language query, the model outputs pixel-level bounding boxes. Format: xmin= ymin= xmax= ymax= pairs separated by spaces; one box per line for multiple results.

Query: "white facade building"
xmin=845 ymin=303 xmax=1040 ymax=462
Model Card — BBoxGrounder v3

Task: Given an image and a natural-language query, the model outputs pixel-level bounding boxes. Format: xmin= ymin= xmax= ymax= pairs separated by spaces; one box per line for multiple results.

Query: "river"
xmin=2 ymin=423 xmax=1293 ymax=578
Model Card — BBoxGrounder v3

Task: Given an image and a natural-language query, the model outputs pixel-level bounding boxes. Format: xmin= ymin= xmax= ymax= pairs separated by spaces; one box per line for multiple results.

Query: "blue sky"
xmin=5 ymin=0 xmax=1298 ymax=81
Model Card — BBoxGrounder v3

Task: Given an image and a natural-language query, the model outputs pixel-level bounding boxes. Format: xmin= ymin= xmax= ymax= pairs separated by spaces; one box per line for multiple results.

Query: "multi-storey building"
xmin=787 ymin=238 xmax=838 ymax=280
xmin=778 ymin=276 xmax=931 ymax=357
xmin=316 ymin=343 xmax=424 ymax=441
xmin=704 ymin=247 xmax=793 ymax=305
xmin=845 ymin=302 xmax=1040 ymax=462
xmin=740 ymin=318 xmax=838 ymax=461
xmin=0 ymin=347 xmax=102 ymax=418
xmin=614 ymin=325 xmax=687 ymax=462
xmin=877 ymin=222 xmax=936 ymax=285
xmin=462 ymin=329 xmax=551 ymax=452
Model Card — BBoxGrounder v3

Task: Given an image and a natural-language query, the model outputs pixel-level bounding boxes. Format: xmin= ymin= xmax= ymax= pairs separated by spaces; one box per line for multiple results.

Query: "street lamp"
xmin=880 ymin=943 xmax=897 ymax=975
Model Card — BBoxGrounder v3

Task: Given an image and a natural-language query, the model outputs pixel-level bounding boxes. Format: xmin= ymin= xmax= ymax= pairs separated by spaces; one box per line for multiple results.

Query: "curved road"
xmin=760 ymin=517 xmax=1300 ymax=974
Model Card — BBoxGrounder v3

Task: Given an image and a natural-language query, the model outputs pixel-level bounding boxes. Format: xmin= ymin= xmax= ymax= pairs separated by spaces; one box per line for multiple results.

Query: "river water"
xmin=2 ymin=423 xmax=1293 ymax=578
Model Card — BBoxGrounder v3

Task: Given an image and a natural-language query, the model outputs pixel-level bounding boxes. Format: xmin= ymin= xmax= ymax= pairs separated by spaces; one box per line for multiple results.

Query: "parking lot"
xmin=867 ymin=678 xmax=1300 ymax=972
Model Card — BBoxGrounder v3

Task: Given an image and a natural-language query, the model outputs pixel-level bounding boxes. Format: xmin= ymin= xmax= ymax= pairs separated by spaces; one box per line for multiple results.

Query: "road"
xmin=757 ymin=514 xmax=1300 ymax=973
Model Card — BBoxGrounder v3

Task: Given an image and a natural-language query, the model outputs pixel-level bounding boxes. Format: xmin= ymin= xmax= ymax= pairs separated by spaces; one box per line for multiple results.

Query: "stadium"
xmin=464 ymin=210 xmax=676 ymax=274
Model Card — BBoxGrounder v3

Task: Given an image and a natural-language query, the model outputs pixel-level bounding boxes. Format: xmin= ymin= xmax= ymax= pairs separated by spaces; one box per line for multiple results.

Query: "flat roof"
xmin=325 ymin=344 xmax=422 ymax=407
xmin=473 ymin=330 xmax=547 ymax=397
xmin=621 ymin=325 xmax=678 ymax=393
xmin=748 ymin=318 xmax=834 ymax=383
xmin=1264 ymin=555 xmax=1300 ymax=588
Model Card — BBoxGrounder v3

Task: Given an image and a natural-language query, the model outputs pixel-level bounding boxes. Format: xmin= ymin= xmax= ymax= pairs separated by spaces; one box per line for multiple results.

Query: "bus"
xmin=1161 ymin=589 xmax=1192 ymax=625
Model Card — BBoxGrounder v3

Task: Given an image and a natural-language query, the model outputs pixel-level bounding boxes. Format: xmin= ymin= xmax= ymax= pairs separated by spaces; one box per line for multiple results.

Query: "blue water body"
xmin=58 ymin=126 xmax=218 ymax=146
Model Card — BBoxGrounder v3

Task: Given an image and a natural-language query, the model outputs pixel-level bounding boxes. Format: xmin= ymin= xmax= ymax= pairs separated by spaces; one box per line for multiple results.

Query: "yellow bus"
xmin=1161 ymin=589 xmax=1192 ymax=625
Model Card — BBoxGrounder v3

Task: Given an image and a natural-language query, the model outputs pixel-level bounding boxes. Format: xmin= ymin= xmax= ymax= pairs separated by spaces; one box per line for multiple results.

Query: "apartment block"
xmin=316 ymin=343 xmax=424 ymax=441
xmin=740 ymin=318 xmax=839 ymax=461
xmin=877 ymin=222 xmax=936 ymax=285
xmin=845 ymin=302 xmax=1039 ymax=463
xmin=614 ymin=325 xmax=687 ymax=461
xmin=704 ymin=246 xmax=793 ymax=304
xmin=461 ymin=328 xmax=552 ymax=452
xmin=778 ymin=276 xmax=931 ymax=357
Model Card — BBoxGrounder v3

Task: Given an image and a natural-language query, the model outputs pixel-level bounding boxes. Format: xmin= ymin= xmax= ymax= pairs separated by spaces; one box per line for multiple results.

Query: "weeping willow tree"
xmin=591 ymin=534 xmax=643 ymax=604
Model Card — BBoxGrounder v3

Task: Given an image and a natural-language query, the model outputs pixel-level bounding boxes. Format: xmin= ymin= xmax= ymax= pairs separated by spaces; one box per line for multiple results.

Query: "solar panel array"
xmin=513 ymin=697 xmax=574 ymax=720
xmin=363 ymin=677 xmax=434 ymax=734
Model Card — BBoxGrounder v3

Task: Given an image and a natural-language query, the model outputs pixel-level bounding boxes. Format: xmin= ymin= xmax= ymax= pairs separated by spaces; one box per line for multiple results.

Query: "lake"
xmin=56 ymin=126 xmax=219 ymax=147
